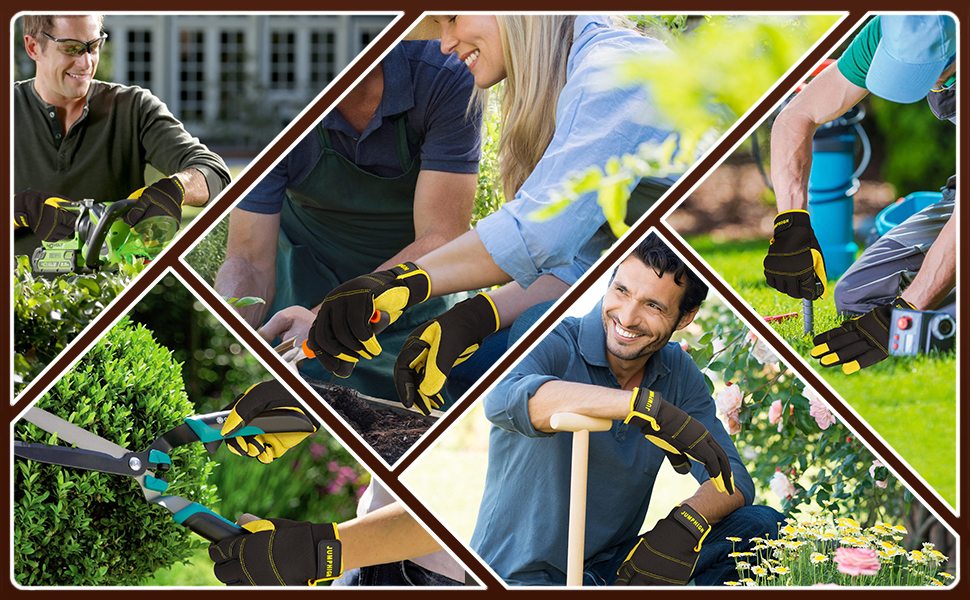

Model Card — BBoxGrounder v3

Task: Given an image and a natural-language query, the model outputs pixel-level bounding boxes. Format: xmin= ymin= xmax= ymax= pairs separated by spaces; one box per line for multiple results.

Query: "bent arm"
xmin=679 ymin=480 xmax=745 ymax=526
xmin=376 ymin=170 xmax=476 ymax=270
xmin=527 ymin=380 xmax=631 ymax=433
xmin=337 ymin=502 xmax=442 ymax=570
xmin=214 ymin=209 xmax=280 ymax=327
xmin=770 ymin=65 xmax=869 ymax=212
xmin=901 ymin=206 xmax=956 ymax=310
xmin=175 ymin=168 xmax=211 ymax=207
xmin=486 ymin=274 xmax=570 ymax=327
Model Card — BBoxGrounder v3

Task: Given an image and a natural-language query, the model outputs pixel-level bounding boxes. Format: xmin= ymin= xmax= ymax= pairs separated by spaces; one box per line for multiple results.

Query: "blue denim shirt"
xmin=471 ymin=301 xmax=754 ymax=586
xmin=476 ymin=16 xmax=680 ymax=286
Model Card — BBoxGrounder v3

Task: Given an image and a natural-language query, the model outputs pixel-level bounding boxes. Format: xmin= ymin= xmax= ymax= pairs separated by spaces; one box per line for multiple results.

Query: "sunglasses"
xmin=42 ymin=31 xmax=108 ymax=57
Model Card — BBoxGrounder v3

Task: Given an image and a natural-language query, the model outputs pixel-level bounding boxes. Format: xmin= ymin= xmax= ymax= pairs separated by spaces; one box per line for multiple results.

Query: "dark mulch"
xmin=306 ymin=379 xmax=431 ymax=464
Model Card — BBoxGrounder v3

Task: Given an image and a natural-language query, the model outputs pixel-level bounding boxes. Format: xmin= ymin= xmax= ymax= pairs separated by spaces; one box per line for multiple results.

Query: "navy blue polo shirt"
xmin=239 ymin=40 xmax=481 ymax=214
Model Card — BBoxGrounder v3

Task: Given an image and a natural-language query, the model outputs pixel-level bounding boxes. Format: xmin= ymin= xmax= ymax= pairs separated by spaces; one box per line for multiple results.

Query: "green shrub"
xmin=14 ymin=256 xmax=145 ymax=395
xmin=14 ymin=317 xmax=218 ymax=585
xmin=183 ymin=217 xmax=229 ymax=286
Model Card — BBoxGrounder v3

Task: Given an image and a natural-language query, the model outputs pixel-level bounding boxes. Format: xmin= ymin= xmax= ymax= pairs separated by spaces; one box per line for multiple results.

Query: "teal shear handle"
xmin=150 ymin=409 xmax=317 ymax=454
xmin=154 ymin=496 xmax=244 ymax=542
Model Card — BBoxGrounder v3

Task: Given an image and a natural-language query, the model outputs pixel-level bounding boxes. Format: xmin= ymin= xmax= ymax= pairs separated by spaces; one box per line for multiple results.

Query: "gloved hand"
xmin=811 ymin=297 xmax=915 ymax=374
xmin=209 ymin=518 xmax=341 ymax=586
xmin=13 ymin=190 xmax=78 ymax=241
xmin=625 ymin=387 xmax=735 ymax=495
xmin=305 ymin=262 xmax=431 ymax=373
xmin=614 ymin=504 xmax=711 ymax=586
xmin=123 ymin=176 xmax=185 ymax=229
xmin=763 ymin=209 xmax=828 ymax=300
xmin=214 ymin=380 xmax=319 ymax=463
xmin=394 ymin=293 xmax=500 ymax=415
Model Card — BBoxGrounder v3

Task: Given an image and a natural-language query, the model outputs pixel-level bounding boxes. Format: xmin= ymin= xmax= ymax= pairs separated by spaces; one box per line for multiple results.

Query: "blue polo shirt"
xmin=239 ymin=40 xmax=481 ymax=214
xmin=475 ymin=16 xmax=680 ymax=286
xmin=471 ymin=301 xmax=754 ymax=586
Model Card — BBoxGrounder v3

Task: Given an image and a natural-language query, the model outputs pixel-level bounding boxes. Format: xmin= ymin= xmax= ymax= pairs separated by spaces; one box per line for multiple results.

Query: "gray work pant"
xmin=834 ymin=184 xmax=956 ymax=318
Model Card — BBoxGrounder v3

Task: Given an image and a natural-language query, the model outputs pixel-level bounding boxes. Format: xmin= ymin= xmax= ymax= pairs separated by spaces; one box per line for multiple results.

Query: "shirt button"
xmin=56 ymin=134 xmax=62 ymax=139
xmin=49 ymin=111 xmax=55 ymax=118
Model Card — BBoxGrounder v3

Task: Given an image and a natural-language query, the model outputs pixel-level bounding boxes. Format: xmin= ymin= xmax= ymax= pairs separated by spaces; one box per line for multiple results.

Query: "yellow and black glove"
xmin=811 ymin=297 xmax=915 ymax=374
xmin=625 ymin=388 xmax=735 ymax=495
xmin=209 ymin=518 xmax=341 ymax=586
xmin=764 ymin=209 xmax=828 ymax=300
xmin=13 ymin=190 xmax=78 ymax=242
xmin=217 ymin=380 xmax=318 ymax=464
xmin=123 ymin=176 xmax=185 ymax=229
xmin=394 ymin=293 xmax=500 ymax=415
xmin=305 ymin=262 xmax=431 ymax=374
xmin=614 ymin=504 xmax=710 ymax=586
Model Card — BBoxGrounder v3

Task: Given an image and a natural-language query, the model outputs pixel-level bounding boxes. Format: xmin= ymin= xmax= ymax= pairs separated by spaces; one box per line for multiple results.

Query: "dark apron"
xmin=272 ymin=116 xmax=457 ymax=400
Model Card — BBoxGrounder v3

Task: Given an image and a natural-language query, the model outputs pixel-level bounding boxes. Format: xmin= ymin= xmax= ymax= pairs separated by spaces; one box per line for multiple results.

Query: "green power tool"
xmin=30 ymin=198 xmax=178 ymax=275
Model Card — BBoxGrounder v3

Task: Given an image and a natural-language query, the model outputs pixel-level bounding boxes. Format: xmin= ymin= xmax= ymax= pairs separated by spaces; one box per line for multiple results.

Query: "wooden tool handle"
xmin=550 ymin=413 xmax=613 ymax=433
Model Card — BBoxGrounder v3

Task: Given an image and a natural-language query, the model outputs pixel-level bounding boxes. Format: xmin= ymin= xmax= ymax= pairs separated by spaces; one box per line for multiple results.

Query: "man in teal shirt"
xmin=765 ymin=14 xmax=956 ymax=374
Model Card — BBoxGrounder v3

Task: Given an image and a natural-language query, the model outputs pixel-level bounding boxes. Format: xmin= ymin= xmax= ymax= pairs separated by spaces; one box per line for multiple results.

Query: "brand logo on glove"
xmin=775 ymin=218 xmax=789 ymax=229
xmin=680 ymin=509 xmax=706 ymax=534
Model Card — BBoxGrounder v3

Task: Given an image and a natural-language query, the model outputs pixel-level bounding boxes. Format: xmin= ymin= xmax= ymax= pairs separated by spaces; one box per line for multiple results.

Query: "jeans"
xmin=446 ymin=301 xmax=556 ymax=402
xmin=582 ymin=505 xmax=784 ymax=586
xmin=333 ymin=561 xmax=465 ymax=587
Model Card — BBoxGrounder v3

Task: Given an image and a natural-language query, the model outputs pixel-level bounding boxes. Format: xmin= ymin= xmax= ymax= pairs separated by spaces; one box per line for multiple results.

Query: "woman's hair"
xmin=493 ymin=15 xmax=577 ymax=200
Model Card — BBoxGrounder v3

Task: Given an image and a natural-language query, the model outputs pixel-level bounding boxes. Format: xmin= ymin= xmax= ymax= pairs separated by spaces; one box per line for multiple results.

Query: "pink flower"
xmin=721 ymin=412 xmax=742 ymax=435
xmin=868 ymin=460 xmax=889 ymax=489
xmin=834 ymin=547 xmax=881 ymax=576
xmin=808 ymin=395 xmax=837 ymax=430
xmin=715 ymin=383 xmax=743 ymax=416
xmin=768 ymin=400 xmax=783 ymax=424
xmin=769 ymin=469 xmax=795 ymax=500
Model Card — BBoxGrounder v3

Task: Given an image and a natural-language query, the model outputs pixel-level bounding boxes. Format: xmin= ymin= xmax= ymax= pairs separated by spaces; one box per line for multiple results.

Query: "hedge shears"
xmin=14 ymin=406 xmax=315 ymax=542
xmin=30 ymin=197 xmax=177 ymax=275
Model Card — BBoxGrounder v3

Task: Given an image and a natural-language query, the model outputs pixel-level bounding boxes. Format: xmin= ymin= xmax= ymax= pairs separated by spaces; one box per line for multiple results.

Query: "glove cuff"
xmin=309 ymin=523 xmax=342 ymax=584
xmin=467 ymin=293 xmax=501 ymax=337
xmin=773 ymin=209 xmax=812 ymax=232
xmin=624 ymin=387 xmax=661 ymax=429
xmin=667 ymin=504 xmax=711 ymax=551
xmin=389 ymin=262 xmax=432 ymax=307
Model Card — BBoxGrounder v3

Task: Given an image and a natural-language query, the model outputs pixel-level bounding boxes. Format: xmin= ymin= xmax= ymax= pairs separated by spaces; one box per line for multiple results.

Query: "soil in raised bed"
xmin=308 ymin=380 xmax=430 ymax=464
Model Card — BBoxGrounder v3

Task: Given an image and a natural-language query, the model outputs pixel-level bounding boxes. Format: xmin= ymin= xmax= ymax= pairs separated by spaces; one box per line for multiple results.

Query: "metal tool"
xmin=15 ymin=406 xmax=315 ymax=542
xmin=550 ymin=412 xmax=614 ymax=587
xmin=30 ymin=198 xmax=177 ymax=275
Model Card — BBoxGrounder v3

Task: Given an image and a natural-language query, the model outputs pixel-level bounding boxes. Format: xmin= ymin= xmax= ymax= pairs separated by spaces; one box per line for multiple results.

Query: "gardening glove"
xmin=209 ymin=518 xmax=341 ymax=586
xmin=394 ymin=293 xmax=500 ymax=415
xmin=305 ymin=262 xmax=431 ymax=374
xmin=810 ymin=297 xmax=915 ymax=374
xmin=215 ymin=380 xmax=319 ymax=464
xmin=13 ymin=190 xmax=78 ymax=242
xmin=763 ymin=209 xmax=828 ymax=300
xmin=613 ymin=504 xmax=711 ymax=586
xmin=122 ymin=176 xmax=184 ymax=229
xmin=625 ymin=387 xmax=735 ymax=495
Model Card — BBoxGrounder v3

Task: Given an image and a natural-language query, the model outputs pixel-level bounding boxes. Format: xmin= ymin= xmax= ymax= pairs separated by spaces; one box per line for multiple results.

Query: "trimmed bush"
xmin=14 ymin=316 xmax=218 ymax=585
xmin=14 ymin=256 xmax=145 ymax=395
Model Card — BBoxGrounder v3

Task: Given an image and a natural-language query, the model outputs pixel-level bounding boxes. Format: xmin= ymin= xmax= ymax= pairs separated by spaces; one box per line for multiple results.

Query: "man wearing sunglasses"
xmin=14 ymin=14 xmax=230 ymax=253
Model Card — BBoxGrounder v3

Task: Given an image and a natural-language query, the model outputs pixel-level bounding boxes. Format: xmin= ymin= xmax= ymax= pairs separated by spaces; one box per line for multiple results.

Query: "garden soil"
xmin=306 ymin=379 xmax=430 ymax=463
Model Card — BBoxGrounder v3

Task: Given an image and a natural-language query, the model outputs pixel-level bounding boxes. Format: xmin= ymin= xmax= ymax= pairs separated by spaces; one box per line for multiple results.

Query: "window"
xmin=219 ymin=30 xmax=246 ymax=120
xmin=270 ymin=30 xmax=296 ymax=89
xmin=126 ymin=29 xmax=152 ymax=88
xmin=310 ymin=31 xmax=336 ymax=87
xmin=179 ymin=30 xmax=206 ymax=121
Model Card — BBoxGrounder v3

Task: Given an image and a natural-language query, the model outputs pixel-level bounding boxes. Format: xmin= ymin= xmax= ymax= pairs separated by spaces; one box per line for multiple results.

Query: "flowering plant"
xmin=725 ymin=514 xmax=951 ymax=586
xmin=680 ymin=301 xmax=910 ymax=524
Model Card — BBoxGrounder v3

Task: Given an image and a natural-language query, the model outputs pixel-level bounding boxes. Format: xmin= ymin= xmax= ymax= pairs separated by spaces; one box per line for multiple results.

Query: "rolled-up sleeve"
xmin=484 ymin=330 xmax=576 ymax=438
xmin=476 ymin=42 xmax=675 ymax=287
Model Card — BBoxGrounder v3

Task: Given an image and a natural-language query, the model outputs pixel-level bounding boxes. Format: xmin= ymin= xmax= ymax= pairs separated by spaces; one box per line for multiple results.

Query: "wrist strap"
xmin=670 ymin=504 xmax=711 ymax=552
xmin=389 ymin=262 xmax=431 ymax=305
xmin=309 ymin=524 xmax=342 ymax=585
xmin=624 ymin=387 xmax=661 ymax=431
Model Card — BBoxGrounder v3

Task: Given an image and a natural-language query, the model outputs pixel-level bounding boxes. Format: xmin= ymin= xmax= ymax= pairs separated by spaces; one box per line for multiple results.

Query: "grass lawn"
xmin=683 ymin=235 xmax=956 ymax=507
xmin=143 ymin=548 xmax=221 ymax=586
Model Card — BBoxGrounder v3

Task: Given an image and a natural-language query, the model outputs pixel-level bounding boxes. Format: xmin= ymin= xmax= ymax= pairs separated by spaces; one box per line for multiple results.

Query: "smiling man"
xmin=471 ymin=232 xmax=782 ymax=586
xmin=14 ymin=14 xmax=230 ymax=254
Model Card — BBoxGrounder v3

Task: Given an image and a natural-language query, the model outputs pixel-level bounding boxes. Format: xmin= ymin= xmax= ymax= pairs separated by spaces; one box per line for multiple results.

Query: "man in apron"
xmin=767 ymin=14 xmax=956 ymax=374
xmin=215 ymin=39 xmax=480 ymax=401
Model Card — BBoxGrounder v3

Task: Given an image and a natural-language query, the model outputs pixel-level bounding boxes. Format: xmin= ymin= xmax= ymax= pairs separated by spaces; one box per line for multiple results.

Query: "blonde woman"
xmin=306 ymin=15 xmax=681 ymax=411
